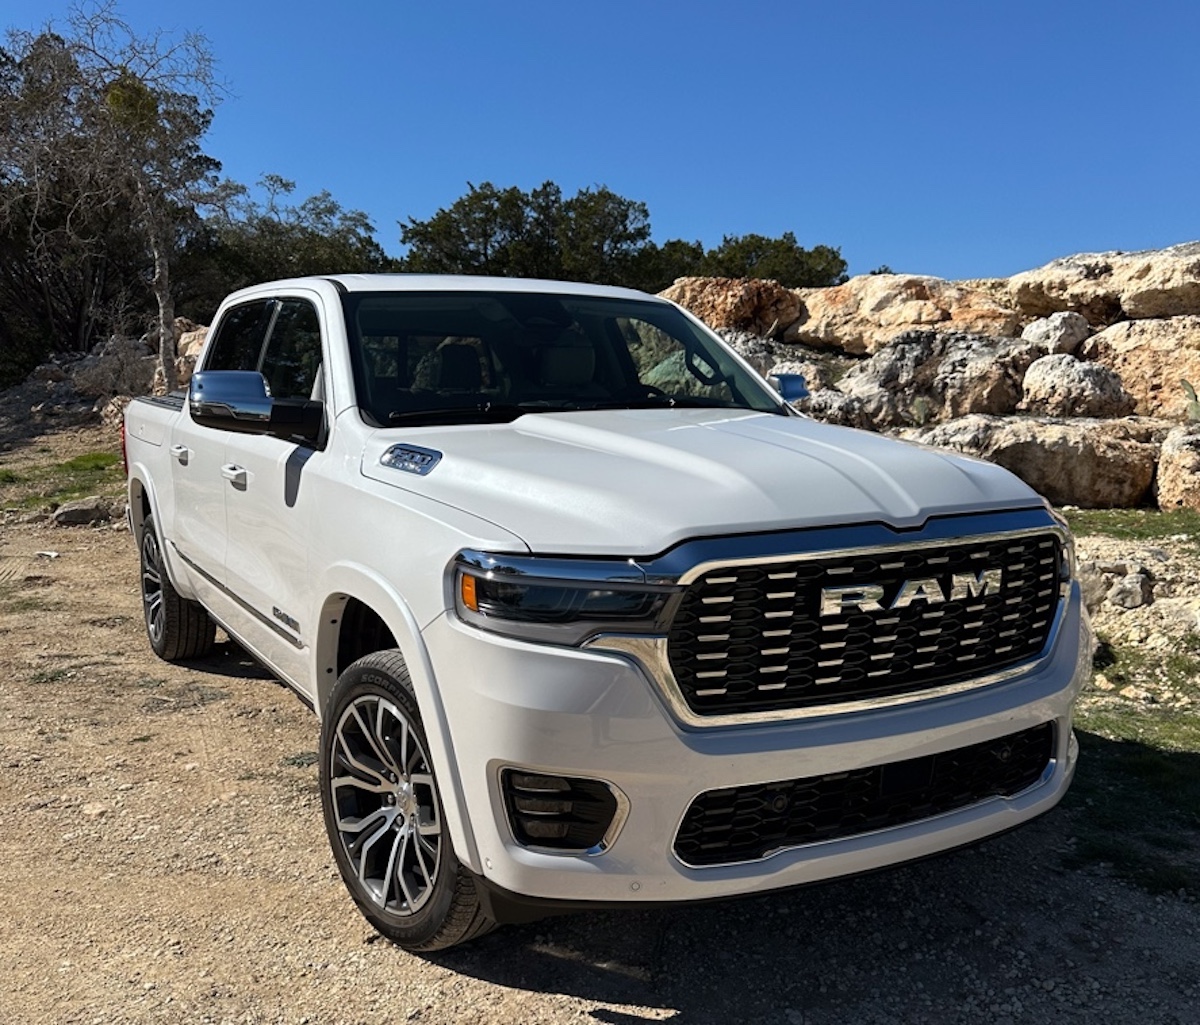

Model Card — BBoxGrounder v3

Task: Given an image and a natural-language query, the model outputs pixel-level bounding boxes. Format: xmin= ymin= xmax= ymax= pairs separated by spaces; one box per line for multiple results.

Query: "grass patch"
xmin=281 ymin=751 xmax=318 ymax=768
xmin=1061 ymin=506 xmax=1200 ymax=544
xmin=0 ymin=448 xmax=124 ymax=510
xmin=28 ymin=667 xmax=70 ymax=684
xmin=1091 ymin=633 xmax=1200 ymax=707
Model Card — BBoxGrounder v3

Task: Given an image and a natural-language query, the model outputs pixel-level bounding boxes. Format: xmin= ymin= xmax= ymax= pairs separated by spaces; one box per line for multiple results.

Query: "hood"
xmin=360 ymin=409 xmax=1041 ymax=556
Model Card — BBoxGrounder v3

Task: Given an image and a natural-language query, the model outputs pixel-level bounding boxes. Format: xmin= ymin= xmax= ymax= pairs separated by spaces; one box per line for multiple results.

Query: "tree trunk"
xmin=141 ymin=191 xmax=178 ymax=393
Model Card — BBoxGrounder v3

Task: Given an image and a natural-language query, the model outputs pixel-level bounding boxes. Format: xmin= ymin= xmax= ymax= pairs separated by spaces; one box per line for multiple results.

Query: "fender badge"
xmin=381 ymin=444 xmax=442 ymax=476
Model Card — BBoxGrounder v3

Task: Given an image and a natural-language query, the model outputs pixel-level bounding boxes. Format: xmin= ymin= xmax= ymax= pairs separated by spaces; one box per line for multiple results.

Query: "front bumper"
xmin=422 ymin=584 xmax=1091 ymax=905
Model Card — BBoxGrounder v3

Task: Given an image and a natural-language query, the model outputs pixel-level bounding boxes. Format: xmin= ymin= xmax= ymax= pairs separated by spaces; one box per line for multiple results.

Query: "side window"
xmin=260 ymin=300 xmax=324 ymax=400
xmin=204 ymin=301 xmax=273 ymax=372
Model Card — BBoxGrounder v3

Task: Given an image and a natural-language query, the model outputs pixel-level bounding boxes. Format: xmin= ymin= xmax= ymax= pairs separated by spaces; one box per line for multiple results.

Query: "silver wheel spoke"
xmin=373 ymin=700 xmax=404 ymax=777
xmin=395 ymin=831 xmax=418 ymax=908
xmin=411 ymin=828 xmax=435 ymax=892
xmin=332 ymin=773 xmax=389 ymax=796
xmin=335 ymin=730 xmax=388 ymax=787
xmin=382 ymin=824 xmax=406 ymax=909
xmin=351 ymin=703 xmax=397 ymax=779
xmin=338 ymin=805 xmax=390 ymax=837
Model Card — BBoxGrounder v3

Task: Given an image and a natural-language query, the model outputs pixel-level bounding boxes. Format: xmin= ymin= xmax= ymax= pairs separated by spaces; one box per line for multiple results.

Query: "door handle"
xmin=220 ymin=463 xmax=248 ymax=487
xmin=170 ymin=444 xmax=190 ymax=465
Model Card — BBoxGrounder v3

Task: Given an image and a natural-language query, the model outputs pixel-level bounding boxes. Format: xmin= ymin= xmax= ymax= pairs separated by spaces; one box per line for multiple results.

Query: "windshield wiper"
xmin=387 ymin=401 xmax=574 ymax=425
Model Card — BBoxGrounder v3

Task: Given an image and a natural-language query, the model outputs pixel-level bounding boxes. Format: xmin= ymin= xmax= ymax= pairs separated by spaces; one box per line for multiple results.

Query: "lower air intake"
xmin=674 ymin=722 xmax=1055 ymax=867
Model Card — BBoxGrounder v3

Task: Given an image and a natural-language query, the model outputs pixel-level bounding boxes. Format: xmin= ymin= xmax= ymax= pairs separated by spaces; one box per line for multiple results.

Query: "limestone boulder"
xmin=1019 ymin=354 xmax=1136 ymax=417
xmin=836 ymin=330 xmax=1025 ymax=428
xmin=795 ymin=389 xmax=874 ymax=429
xmin=52 ymin=496 xmax=112 ymax=526
xmin=660 ymin=278 xmax=801 ymax=338
xmin=906 ymin=414 xmax=1165 ymax=508
xmin=789 ymin=275 xmax=1021 ymax=355
xmin=1156 ymin=425 xmax=1200 ymax=511
xmin=1005 ymin=241 xmax=1200 ymax=324
xmin=1020 ymin=311 xmax=1091 ymax=354
xmin=178 ymin=324 xmax=209 ymax=360
xmin=70 ymin=337 xmax=156 ymax=398
xmin=1084 ymin=316 xmax=1200 ymax=419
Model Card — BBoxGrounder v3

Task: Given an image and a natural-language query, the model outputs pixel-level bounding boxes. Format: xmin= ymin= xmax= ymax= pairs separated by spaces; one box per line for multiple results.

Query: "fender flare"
xmin=312 ymin=562 xmax=482 ymax=874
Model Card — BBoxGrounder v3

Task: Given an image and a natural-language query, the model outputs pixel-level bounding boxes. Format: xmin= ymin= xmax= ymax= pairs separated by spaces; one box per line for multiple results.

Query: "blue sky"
xmin=6 ymin=0 xmax=1199 ymax=279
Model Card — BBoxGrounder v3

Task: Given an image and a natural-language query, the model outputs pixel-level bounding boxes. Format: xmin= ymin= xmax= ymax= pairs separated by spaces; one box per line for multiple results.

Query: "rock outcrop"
xmin=789 ymin=275 xmax=1020 ymax=355
xmin=1018 ymin=354 xmax=1136 ymax=418
xmin=1083 ymin=316 xmax=1200 ymax=419
xmin=659 ymin=278 xmax=800 ymax=338
xmin=1005 ymin=242 xmax=1200 ymax=324
xmin=835 ymin=330 xmax=1025 ymax=427
xmin=907 ymin=415 xmax=1166 ymax=508
xmin=1156 ymin=425 xmax=1200 ymax=511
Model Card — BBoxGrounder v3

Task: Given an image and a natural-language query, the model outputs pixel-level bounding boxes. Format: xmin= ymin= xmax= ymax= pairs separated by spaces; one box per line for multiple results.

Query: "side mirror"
xmin=768 ymin=372 xmax=809 ymax=402
xmin=189 ymin=371 xmax=323 ymax=444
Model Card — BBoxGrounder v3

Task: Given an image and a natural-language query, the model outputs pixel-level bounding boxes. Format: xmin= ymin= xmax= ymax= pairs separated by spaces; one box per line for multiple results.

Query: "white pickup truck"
xmin=123 ymin=275 xmax=1091 ymax=950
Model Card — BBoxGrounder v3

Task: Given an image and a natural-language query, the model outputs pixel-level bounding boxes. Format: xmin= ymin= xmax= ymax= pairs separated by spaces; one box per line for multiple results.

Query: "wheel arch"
xmin=126 ymin=467 xmax=192 ymax=597
xmin=313 ymin=565 xmax=482 ymax=874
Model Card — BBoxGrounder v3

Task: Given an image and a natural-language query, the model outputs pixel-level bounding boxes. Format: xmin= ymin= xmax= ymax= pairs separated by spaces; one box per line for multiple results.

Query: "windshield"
xmin=341 ymin=291 xmax=785 ymax=426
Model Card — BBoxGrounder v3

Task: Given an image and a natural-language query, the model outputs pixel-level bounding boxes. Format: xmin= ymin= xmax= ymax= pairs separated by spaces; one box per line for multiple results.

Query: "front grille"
xmin=667 ymin=531 xmax=1062 ymax=717
xmin=674 ymin=722 xmax=1054 ymax=867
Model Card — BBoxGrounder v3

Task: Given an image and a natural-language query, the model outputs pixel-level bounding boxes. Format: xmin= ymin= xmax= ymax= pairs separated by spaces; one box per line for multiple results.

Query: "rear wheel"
xmin=139 ymin=513 xmax=215 ymax=661
xmin=319 ymin=650 xmax=496 ymax=951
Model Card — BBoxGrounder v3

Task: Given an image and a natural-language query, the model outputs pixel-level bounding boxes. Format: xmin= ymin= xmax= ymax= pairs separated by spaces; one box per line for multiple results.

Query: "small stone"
xmin=1108 ymin=573 xmax=1153 ymax=610
xmin=52 ymin=496 xmax=111 ymax=527
xmin=82 ymin=803 xmax=108 ymax=818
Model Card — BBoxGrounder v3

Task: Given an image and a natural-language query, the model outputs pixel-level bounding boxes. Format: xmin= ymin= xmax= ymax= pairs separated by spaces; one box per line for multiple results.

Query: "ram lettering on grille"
xmin=819 ymin=568 xmax=1003 ymax=616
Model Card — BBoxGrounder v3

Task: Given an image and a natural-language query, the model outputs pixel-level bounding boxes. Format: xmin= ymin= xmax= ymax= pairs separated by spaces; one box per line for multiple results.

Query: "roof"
xmin=235 ymin=273 xmax=664 ymax=302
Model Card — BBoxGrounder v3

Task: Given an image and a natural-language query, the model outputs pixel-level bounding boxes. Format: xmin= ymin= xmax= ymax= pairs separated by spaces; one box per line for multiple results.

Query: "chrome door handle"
xmin=170 ymin=444 xmax=190 ymax=465
xmin=220 ymin=464 xmax=247 ymax=487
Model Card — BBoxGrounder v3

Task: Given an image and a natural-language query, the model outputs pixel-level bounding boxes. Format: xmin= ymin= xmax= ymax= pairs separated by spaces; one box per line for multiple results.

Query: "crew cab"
xmin=123 ymin=275 xmax=1092 ymax=950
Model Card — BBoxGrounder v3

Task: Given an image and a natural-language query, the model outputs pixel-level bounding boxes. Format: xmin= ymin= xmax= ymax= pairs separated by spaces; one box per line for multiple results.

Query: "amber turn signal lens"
xmin=460 ymin=573 xmax=478 ymax=612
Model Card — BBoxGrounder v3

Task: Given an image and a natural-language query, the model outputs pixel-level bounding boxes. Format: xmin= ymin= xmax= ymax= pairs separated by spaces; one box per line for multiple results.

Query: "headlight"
xmin=453 ymin=550 xmax=679 ymax=645
xmin=1042 ymin=499 xmax=1077 ymax=580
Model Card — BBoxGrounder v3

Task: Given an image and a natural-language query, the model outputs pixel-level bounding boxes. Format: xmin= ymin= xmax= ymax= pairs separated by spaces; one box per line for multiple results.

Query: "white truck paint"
xmin=125 ymin=275 xmax=1091 ymax=950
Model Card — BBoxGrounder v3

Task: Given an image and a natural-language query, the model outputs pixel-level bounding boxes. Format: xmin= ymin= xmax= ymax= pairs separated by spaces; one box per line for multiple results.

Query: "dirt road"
xmin=1 ymin=518 xmax=1198 ymax=1024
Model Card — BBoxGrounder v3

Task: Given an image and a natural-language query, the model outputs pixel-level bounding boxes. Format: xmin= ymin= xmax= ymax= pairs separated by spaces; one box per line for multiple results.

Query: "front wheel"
xmin=319 ymin=650 xmax=496 ymax=951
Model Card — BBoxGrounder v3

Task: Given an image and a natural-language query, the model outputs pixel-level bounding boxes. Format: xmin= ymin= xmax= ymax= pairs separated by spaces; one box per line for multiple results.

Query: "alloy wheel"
xmin=329 ymin=694 xmax=442 ymax=916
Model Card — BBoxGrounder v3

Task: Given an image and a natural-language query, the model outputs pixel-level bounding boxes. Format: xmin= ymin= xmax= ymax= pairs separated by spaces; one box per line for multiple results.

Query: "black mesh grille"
xmin=667 ymin=532 xmax=1062 ymax=717
xmin=501 ymin=770 xmax=618 ymax=851
xmin=674 ymin=722 xmax=1054 ymax=867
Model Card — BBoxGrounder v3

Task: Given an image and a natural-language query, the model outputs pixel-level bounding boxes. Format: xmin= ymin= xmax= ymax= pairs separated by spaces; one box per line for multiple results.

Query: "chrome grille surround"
xmin=586 ymin=510 xmax=1072 ymax=728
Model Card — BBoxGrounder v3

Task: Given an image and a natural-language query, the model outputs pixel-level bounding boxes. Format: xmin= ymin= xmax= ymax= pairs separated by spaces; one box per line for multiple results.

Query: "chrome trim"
xmin=456 ymin=548 xmax=647 ymax=586
xmin=585 ymin=524 xmax=1070 ymax=728
xmin=671 ymin=524 xmax=1069 ymax=588
xmin=496 ymin=765 xmax=631 ymax=857
xmin=587 ymin=601 xmax=1062 ymax=728
xmin=380 ymin=443 xmax=443 ymax=476
xmin=171 ymin=543 xmax=304 ymax=650
xmin=669 ymin=724 xmax=1060 ymax=869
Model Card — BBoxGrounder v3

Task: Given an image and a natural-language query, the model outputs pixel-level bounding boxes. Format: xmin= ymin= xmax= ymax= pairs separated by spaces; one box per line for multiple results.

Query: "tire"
xmin=319 ymin=650 xmax=496 ymax=951
xmin=139 ymin=513 xmax=216 ymax=661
